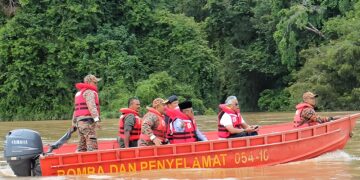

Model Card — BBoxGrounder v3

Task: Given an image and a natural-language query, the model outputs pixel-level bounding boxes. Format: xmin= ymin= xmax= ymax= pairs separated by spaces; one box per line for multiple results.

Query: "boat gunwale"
xmin=47 ymin=129 xmax=343 ymax=169
xmin=45 ymin=124 xmax=341 ymax=168
xmin=43 ymin=114 xmax=353 ymax=158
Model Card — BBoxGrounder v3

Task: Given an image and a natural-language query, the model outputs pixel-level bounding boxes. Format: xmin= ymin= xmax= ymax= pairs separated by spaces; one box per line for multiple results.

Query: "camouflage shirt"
xmin=72 ymin=89 xmax=100 ymax=125
xmin=138 ymin=112 xmax=164 ymax=146
xmin=300 ymin=107 xmax=330 ymax=126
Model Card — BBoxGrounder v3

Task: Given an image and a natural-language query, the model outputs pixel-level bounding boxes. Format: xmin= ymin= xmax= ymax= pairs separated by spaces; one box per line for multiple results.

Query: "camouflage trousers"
xmin=76 ymin=120 xmax=98 ymax=152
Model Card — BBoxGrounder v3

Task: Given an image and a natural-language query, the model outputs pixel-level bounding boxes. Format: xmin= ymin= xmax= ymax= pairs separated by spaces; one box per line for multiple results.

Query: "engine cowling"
xmin=4 ymin=129 xmax=43 ymax=176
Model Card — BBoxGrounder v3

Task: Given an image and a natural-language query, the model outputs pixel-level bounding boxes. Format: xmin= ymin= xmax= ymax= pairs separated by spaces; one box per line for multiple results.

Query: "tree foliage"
xmin=1 ymin=0 xmax=360 ymax=120
xmin=0 ymin=0 xmax=217 ymax=120
xmin=288 ymin=1 xmax=360 ymax=110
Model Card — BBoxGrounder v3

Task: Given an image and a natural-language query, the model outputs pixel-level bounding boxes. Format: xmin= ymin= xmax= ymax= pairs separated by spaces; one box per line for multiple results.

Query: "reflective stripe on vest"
xmin=74 ymin=87 xmax=100 ymax=117
xmin=168 ymin=118 xmax=197 ymax=144
xmin=217 ymin=104 xmax=242 ymax=138
xmin=118 ymin=108 xmax=141 ymax=141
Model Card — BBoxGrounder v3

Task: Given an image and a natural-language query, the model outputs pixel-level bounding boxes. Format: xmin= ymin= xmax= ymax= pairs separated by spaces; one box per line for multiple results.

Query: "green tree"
xmin=205 ymin=0 xmax=289 ymax=111
xmin=135 ymin=71 xmax=206 ymax=114
xmin=274 ymin=0 xmax=356 ymax=71
xmin=121 ymin=0 xmax=220 ymax=108
xmin=288 ymin=1 xmax=360 ymax=110
xmin=0 ymin=0 xmax=137 ymax=120
xmin=0 ymin=0 xmax=220 ymax=120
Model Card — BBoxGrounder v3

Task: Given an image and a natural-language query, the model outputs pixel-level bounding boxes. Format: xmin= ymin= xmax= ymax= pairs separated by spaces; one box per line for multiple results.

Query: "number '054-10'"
xmin=234 ymin=150 xmax=269 ymax=164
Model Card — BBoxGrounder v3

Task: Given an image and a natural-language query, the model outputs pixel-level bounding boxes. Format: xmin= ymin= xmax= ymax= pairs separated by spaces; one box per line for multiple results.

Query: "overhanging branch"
xmin=305 ymin=22 xmax=326 ymax=38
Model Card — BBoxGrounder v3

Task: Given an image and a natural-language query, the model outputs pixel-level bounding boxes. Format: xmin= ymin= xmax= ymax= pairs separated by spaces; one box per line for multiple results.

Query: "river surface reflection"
xmin=0 ymin=111 xmax=359 ymax=179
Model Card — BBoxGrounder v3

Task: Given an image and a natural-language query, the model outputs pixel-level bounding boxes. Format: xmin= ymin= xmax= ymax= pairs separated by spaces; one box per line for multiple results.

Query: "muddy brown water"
xmin=0 ymin=111 xmax=359 ymax=179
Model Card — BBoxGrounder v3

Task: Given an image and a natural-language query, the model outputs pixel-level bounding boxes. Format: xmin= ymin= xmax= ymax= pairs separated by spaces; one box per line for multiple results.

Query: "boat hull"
xmin=40 ymin=114 xmax=360 ymax=176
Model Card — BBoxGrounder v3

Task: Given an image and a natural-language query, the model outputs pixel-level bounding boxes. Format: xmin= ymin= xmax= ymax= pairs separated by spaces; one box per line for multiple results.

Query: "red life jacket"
xmin=217 ymin=104 xmax=243 ymax=138
xmin=293 ymin=103 xmax=317 ymax=127
xmin=74 ymin=83 xmax=100 ymax=117
xmin=139 ymin=108 xmax=167 ymax=142
xmin=167 ymin=109 xmax=197 ymax=144
xmin=165 ymin=107 xmax=181 ymax=138
xmin=118 ymin=108 xmax=142 ymax=141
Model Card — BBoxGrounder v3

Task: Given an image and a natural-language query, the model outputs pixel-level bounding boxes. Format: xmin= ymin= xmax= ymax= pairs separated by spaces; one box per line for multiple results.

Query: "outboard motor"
xmin=4 ymin=129 xmax=43 ymax=176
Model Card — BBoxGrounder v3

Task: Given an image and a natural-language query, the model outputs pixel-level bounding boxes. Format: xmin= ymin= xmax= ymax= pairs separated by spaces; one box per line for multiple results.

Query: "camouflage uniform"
xmin=300 ymin=107 xmax=331 ymax=126
xmin=138 ymin=112 xmax=165 ymax=146
xmin=72 ymin=89 xmax=99 ymax=152
xmin=77 ymin=120 xmax=98 ymax=151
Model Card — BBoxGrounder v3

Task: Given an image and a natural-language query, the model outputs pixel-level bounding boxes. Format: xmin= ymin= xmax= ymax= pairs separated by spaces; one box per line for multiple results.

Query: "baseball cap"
xmin=302 ymin=91 xmax=318 ymax=100
xmin=84 ymin=74 xmax=101 ymax=83
xmin=152 ymin=98 xmax=169 ymax=107
xmin=166 ymin=95 xmax=178 ymax=104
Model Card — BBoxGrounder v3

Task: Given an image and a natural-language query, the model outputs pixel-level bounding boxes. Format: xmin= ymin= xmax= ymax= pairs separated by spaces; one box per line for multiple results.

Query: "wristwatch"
xmin=150 ymin=135 xmax=156 ymax=141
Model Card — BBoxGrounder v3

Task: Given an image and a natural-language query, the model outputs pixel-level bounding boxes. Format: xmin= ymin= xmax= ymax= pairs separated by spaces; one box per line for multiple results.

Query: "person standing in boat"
xmin=218 ymin=96 xmax=258 ymax=138
xmin=138 ymin=98 xmax=168 ymax=146
xmin=72 ymin=74 xmax=101 ymax=152
xmin=118 ymin=97 xmax=142 ymax=148
xmin=294 ymin=91 xmax=340 ymax=127
xmin=167 ymin=100 xmax=208 ymax=144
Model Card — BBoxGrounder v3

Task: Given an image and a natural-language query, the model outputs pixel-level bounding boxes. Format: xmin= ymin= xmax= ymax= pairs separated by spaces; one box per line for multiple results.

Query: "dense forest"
xmin=0 ymin=0 xmax=360 ymax=121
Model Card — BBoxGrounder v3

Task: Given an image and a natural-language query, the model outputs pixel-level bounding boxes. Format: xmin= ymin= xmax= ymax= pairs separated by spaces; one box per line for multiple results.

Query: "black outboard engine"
xmin=4 ymin=129 xmax=43 ymax=176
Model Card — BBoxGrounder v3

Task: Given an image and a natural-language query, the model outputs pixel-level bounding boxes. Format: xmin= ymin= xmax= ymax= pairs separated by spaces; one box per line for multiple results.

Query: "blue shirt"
xmin=172 ymin=118 xmax=208 ymax=141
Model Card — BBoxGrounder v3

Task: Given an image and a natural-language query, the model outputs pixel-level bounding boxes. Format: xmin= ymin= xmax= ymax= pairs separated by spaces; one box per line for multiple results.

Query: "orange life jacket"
xmin=217 ymin=104 xmax=242 ymax=138
xmin=74 ymin=83 xmax=100 ymax=117
xmin=118 ymin=108 xmax=141 ymax=141
xmin=166 ymin=109 xmax=197 ymax=144
xmin=293 ymin=103 xmax=317 ymax=127
xmin=139 ymin=108 xmax=167 ymax=142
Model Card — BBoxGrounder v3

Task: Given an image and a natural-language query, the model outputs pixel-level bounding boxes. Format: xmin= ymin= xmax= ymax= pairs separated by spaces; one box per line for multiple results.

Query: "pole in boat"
xmin=46 ymin=126 xmax=77 ymax=153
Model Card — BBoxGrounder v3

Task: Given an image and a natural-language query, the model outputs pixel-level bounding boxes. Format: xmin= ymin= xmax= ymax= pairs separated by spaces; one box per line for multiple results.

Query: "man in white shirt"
xmin=218 ymin=96 xmax=258 ymax=138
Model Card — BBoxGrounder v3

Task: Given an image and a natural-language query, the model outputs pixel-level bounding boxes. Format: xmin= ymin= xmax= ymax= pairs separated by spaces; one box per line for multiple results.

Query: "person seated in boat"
xmin=166 ymin=95 xmax=180 ymax=111
xmin=164 ymin=95 xmax=180 ymax=124
xmin=294 ymin=91 xmax=340 ymax=127
xmin=118 ymin=97 xmax=142 ymax=148
xmin=218 ymin=96 xmax=258 ymax=138
xmin=167 ymin=100 xmax=208 ymax=144
xmin=138 ymin=98 xmax=169 ymax=146
xmin=164 ymin=95 xmax=181 ymax=139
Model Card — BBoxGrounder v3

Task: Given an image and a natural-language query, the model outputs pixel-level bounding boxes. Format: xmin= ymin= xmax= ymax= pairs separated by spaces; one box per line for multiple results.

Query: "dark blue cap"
xmin=167 ymin=95 xmax=178 ymax=104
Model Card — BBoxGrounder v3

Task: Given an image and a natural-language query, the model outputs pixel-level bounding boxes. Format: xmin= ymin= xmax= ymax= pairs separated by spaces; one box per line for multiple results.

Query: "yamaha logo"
xmin=11 ymin=140 xmax=28 ymax=145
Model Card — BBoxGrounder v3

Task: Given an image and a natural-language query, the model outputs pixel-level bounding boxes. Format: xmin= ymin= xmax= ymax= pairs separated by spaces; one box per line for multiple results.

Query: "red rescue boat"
xmin=39 ymin=113 xmax=359 ymax=176
xmin=4 ymin=113 xmax=360 ymax=176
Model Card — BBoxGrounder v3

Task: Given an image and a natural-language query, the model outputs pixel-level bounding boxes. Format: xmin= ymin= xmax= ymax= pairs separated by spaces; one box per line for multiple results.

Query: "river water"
xmin=0 ymin=111 xmax=359 ymax=179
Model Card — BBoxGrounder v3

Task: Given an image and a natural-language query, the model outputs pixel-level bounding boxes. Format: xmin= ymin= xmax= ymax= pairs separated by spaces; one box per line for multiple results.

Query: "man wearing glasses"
xmin=72 ymin=74 xmax=101 ymax=152
xmin=218 ymin=96 xmax=258 ymax=138
xmin=294 ymin=91 xmax=340 ymax=127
